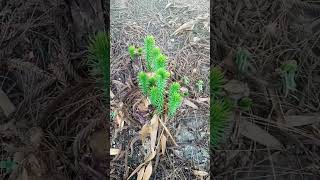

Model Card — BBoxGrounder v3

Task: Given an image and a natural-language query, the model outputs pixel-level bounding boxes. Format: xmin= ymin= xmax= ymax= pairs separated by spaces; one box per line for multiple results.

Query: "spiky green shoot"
xmin=137 ymin=47 xmax=143 ymax=56
xmin=235 ymin=49 xmax=250 ymax=75
xmin=88 ymin=31 xmax=109 ymax=99
xmin=211 ymin=67 xmax=224 ymax=100
xmin=210 ymin=99 xmax=232 ymax=148
xmin=152 ymin=47 xmax=161 ymax=70
xmin=128 ymin=45 xmax=136 ymax=59
xmin=144 ymin=35 xmax=155 ymax=71
xmin=150 ymin=86 xmax=159 ymax=107
xmin=138 ymin=72 xmax=149 ymax=96
xmin=154 ymin=68 xmax=170 ymax=113
xmin=168 ymin=83 xmax=183 ymax=118
xmin=148 ymin=76 xmax=156 ymax=87
xmin=155 ymin=54 xmax=167 ymax=70
xmin=238 ymin=97 xmax=252 ymax=111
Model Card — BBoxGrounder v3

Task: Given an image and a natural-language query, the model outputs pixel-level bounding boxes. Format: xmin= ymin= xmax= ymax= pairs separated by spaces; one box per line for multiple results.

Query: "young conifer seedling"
xmin=210 ymin=66 xmax=232 ymax=148
xmin=88 ymin=31 xmax=110 ymax=99
xmin=129 ymin=35 xmax=183 ymax=119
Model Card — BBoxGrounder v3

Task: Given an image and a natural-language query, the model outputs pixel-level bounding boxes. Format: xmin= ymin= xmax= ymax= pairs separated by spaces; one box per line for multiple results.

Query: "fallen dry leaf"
xmin=110 ymin=148 xmax=121 ymax=156
xmin=284 ymin=115 xmax=320 ymax=127
xmin=0 ymin=89 xmax=16 ymax=117
xmin=223 ymin=80 xmax=250 ymax=100
xmin=144 ymin=150 xmax=156 ymax=162
xmin=127 ymin=150 xmax=156 ymax=180
xmin=150 ymin=114 xmax=159 ymax=151
xmin=239 ymin=119 xmax=283 ymax=149
xmin=137 ymin=166 xmax=146 ymax=180
xmin=160 ymin=134 xmax=167 ymax=155
xmin=183 ymin=99 xmax=198 ymax=109
xmin=197 ymin=97 xmax=209 ymax=103
xmin=139 ymin=123 xmax=151 ymax=143
xmin=143 ymin=161 xmax=153 ymax=180
xmin=172 ymin=20 xmax=196 ymax=36
xmin=193 ymin=170 xmax=209 ymax=176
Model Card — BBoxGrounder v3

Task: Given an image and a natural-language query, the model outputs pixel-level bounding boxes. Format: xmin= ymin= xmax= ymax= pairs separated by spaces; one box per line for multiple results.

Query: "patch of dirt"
xmin=110 ymin=0 xmax=210 ymax=179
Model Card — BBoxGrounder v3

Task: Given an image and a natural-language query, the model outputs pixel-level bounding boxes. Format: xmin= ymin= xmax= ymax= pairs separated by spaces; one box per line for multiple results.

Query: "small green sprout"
xmin=183 ymin=76 xmax=190 ymax=85
xmin=128 ymin=45 xmax=136 ymax=59
xmin=235 ymin=48 xmax=250 ymax=76
xmin=281 ymin=60 xmax=297 ymax=97
xmin=238 ymin=97 xmax=252 ymax=111
xmin=196 ymin=80 xmax=204 ymax=93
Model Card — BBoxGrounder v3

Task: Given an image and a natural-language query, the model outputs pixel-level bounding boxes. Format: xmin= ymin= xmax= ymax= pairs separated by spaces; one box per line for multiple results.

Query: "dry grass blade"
xmin=239 ymin=119 xmax=283 ymax=149
xmin=0 ymin=88 xmax=16 ymax=117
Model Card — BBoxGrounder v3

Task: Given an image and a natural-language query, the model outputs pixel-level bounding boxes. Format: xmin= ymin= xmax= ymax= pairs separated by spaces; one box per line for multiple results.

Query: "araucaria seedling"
xmin=133 ymin=35 xmax=183 ymax=119
xmin=127 ymin=35 xmax=184 ymax=179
